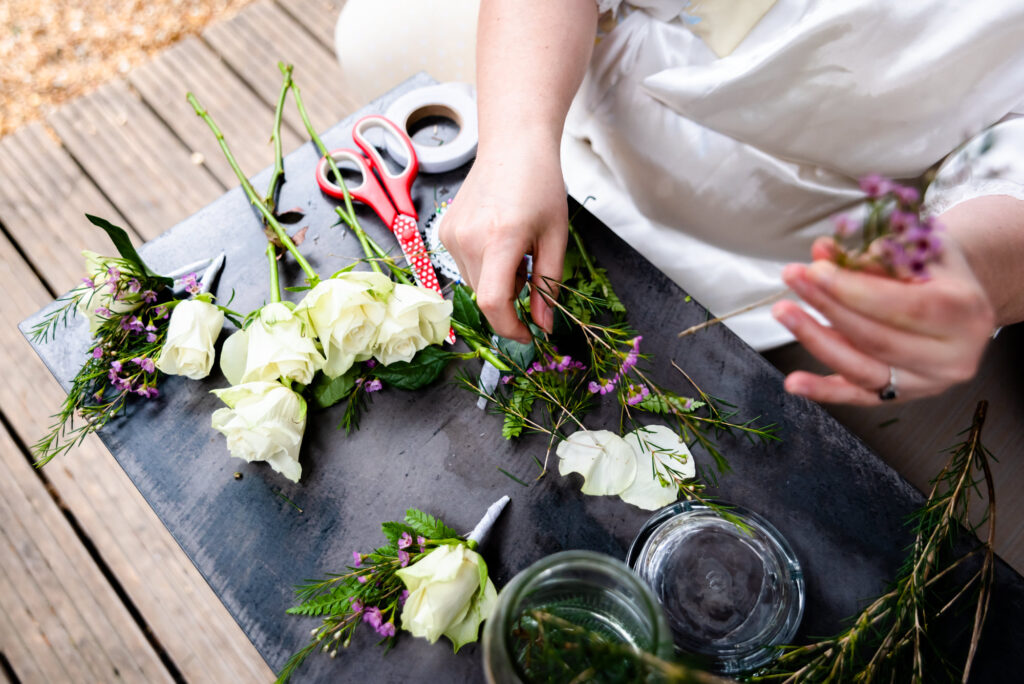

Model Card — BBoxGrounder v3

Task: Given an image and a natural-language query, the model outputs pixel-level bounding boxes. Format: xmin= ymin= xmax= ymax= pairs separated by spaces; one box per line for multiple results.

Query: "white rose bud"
xmin=373 ymin=284 xmax=453 ymax=366
xmin=77 ymin=250 xmax=142 ymax=335
xmin=294 ymin=271 xmax=393 ymax=378
xmin=210 ymin=381 xmax=306 ymax=482
xmin=220 ymin=302 xmax=325 ymax=386
xmin=154 ymin=299 xmax=224 ymax=380
xmin=396 ymin=544 xmax=498 ymax=651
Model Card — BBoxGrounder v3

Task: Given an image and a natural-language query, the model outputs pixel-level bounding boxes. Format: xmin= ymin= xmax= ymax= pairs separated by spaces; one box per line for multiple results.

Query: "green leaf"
xmin=494 ymin=336 xmax=535 ymax=372
xmin=288 ymin=582 xmax=356 ymax=617
xmin=372 ymin=346 xmax=453 ymax=391
xmin=475 ymin=554 xmax=489 ymax=600
xmin=381 ymin=521 xmax=415 ymax=546
xmin=309 ymin=367 xmax=358 ymax=410
xmin=85 ymin=214 xmax=172 ymax=287
xmin=451 ymin=283 xmax=485 ymax=335
xmin=405 ymin=508 xmax=459 ymax=540
xmin=501 ymin=387 xmax=535 ymax=440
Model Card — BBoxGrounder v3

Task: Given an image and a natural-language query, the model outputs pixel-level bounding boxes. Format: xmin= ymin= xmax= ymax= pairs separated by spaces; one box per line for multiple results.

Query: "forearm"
xmin=475 ymin=0 xmax=598 ymax=160
xmin=941 ymin=194 xmax=1024 ymax=326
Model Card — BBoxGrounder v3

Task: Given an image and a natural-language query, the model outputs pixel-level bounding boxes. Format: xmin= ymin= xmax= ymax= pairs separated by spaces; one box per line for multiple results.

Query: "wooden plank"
xmin=764 ymin=324 xmax=1024 ymax=574
xmin=47 ymin=79 xmax=223 ymax=240
xmin=203 ymin=0 xmax=359 ymax=137
xmin=275 ymin=0 xmax=346 ymax=50
xmin=0 ymin=423 xmax=169 ymax=683
xmin=0 ymin=234 xmax=273 ymax=681
xmin=0 ymin=562 xmax=72 ymax=684
xmin=0 ymin=123 xmax=134 ymax=295
xmin=129 ymin=36 xmax=305 ymax=190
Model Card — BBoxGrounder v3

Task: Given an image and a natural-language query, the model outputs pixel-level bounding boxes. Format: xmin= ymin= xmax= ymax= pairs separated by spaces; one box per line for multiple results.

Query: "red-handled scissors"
xmin=315 ymin=115 xmax=454 ymax=342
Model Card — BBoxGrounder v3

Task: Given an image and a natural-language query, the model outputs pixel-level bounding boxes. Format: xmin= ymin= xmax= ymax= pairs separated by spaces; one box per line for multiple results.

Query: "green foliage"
xmin=501 ymin=384 xmax=536 ymax=440
xmin=451 ymin=283 xmax=485 ymax=335
xmin=85 ymin=214 xmax=173 ymax=286
xmin=750 ymin=402 xmax=996 ymax=683
xmin=309 ymin=367 xmax=358 ymax=410
xmin=638 ymin=393 xmax=705 ymax=415
xmin=372 ymin=346 xmax=454 ymax=391
xmin=404 ymin=508 xmax=459 ymax=540
xmin=280 ymin=507 xmax=467 ymax=683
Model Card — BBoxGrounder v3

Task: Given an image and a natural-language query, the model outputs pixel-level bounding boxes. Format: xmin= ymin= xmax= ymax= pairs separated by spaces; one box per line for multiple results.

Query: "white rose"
xmin=372 ymin=284 xmax=452 ymax=366
xmin=557 ymin=429 xmax=637 ymax=496
xmin=77 ymin=250 xmax=142 ymax=335
xmin=396 ymin=544 xmax=498 ymax=651
xmin=210 ymin=381 xmax=306 ymax=482
xmin=294 ymin=271 xmax=393 ymax=378
xmin=220 ymin=302 xmax=325 ymax=386
xmin=620 ymin=425 xmax=692 ymax=510
xmin=154 ymin=299 xmax=224 ymax=380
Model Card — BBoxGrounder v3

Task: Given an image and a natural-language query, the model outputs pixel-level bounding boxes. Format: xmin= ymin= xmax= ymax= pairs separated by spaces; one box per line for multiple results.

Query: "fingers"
xmin=783 ymin=372 xmax=887 ymax=406
xmin=793 ymin=259 xmax=993 ymax=338
xmin=529 ymin=224 xmax=568 ymax=334
xmin=475 ymin=244 xmax=532 ymax=343
xmin=780 ymin=268 xmax=957 ymax=376
xmin=771 ymin=300 xmax=890 ymax=389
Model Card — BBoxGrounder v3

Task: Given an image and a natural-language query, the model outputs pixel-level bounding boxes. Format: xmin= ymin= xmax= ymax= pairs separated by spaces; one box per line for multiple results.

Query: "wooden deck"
xmin=0 ymin=1 xmax=1020 ymax=681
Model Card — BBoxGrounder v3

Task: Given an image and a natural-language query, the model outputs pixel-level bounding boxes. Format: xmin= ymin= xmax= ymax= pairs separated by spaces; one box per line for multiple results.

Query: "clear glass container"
xmin=483 ymin=550 xmax=674 ymax=684
xmin=627 ymin=501 xmax=805 ymax=674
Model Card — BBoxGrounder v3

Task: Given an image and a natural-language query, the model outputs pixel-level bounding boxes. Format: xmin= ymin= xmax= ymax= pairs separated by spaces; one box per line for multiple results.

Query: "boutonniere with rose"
xmin=29 ymin=216 xmax=236 ymax=466
xmin=277 ymin=498 xmax=507 ymax=683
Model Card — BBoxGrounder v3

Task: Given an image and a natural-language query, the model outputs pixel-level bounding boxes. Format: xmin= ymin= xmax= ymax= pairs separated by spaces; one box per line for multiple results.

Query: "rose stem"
xmin=186 ymin=92 xmax=319 ymax=286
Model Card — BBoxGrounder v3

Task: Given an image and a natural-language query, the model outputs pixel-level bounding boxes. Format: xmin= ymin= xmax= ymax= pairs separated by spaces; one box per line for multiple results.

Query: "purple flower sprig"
xmin=31 ymin=263 xmax=175 ymax=467
xmin=831 ymin=174 xmax=945 ymax=279
xmin=286 ymin=508 xmax=463 ymax=674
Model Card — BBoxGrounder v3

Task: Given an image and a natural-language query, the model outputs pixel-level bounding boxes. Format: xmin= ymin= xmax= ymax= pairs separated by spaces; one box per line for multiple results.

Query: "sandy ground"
xmin=1 ymin=1 xmax=257 ymax=137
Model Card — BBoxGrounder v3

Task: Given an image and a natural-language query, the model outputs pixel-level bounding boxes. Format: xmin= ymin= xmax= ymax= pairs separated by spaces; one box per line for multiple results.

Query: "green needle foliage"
xmin=278 ymin=509 xmax=467 ymax=683
xmin=749 ymin=400 xmax=997 ymax=683
xmin=456 ymin=221 xmax=778 ymax=504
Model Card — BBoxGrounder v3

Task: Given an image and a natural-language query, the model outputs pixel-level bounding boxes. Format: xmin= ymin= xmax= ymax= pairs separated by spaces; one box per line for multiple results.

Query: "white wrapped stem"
xmin=467 ymin=495 xmax=510 ymax=545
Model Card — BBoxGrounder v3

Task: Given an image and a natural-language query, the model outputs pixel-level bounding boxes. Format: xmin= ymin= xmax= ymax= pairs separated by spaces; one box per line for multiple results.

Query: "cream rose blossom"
xmin=154 ymin=299 xmax=224 ymax=380
xmin=220 ymin=302 xmax=325 ymax=386
xmin=77 ymin=250 xmax=142 ymax=335
xmin=294 ymin=271 xmax=393 ymax=378
xmin=210 ymin=381 xmax=306 ymax=482
xmin=373 ymin=283 xmax=452 ymax=366
xmin=396 ymin=544 xmax=498 ymax=651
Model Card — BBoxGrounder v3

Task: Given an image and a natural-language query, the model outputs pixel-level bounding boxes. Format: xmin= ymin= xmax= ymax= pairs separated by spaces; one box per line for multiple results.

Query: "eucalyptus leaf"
xmin=494 ymin=336 xmax=535 ymax=371
xmin=372 ymin=346 xmax=453 ymax=391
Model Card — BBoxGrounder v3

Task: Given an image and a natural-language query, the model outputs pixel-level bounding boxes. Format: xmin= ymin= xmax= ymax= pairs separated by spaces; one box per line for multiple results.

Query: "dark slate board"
xmin=21 ymin=74 xmax=1024 ymax=683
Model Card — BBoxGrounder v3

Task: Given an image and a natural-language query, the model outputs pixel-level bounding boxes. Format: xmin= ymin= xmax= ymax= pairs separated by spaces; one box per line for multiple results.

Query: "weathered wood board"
xmin=21 ymin=74 xmax=1024 ymax=682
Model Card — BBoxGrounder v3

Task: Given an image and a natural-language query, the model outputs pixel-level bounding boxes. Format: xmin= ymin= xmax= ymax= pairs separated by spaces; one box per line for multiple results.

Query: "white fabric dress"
xmin=565 ymin=0 xmax=1024 ymax=349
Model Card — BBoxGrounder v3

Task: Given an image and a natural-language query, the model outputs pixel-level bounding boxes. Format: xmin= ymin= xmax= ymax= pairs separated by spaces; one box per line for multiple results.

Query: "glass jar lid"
xmin=627 ymin=501 xmax=805 ymax=674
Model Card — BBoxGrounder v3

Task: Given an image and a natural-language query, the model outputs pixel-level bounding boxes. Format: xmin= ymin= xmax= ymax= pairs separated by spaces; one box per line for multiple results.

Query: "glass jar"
xmin=627 ymin=501 xmax=805 ymax=674
xmin=483 ymin=550 xmax=674 ymax=684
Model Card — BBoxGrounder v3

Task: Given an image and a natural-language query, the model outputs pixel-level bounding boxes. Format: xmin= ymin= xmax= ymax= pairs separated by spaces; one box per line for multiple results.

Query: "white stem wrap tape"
xmin=467 ymin=495 xmax=510 ymax=546
xmin=383 ymin=82 xmax=478 ymax=174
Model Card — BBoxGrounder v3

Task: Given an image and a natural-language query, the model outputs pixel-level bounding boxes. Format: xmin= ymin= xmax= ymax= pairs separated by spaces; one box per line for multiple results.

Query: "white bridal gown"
xmin=566 ymin=0 xmax=1024 ymax=348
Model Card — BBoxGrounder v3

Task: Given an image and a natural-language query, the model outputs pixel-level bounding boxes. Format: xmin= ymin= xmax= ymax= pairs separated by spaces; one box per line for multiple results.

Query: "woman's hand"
xmin=439 ymin=144 xmax=568 ymax=343
xmin=772 ymin=233 xmax=996 ymax=405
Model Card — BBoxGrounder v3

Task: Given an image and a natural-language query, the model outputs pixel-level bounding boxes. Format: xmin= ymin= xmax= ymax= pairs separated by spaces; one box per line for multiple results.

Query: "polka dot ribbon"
xmin=392 ymin=213 xmax=456 ymax=344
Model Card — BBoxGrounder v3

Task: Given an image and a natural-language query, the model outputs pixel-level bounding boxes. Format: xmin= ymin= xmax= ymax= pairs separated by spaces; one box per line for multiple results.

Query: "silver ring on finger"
xmin=878 ymin=366 xmax=899 ymax=401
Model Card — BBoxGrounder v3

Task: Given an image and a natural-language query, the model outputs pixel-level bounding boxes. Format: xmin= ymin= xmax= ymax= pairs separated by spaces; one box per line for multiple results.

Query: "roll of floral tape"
xmin=383 ymin=82 xmax=478 ymax=174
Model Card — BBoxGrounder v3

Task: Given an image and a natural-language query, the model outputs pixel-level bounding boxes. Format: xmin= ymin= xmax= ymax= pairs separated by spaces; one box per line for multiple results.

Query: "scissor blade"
xmin=390 ymin=213 xmax=456 ymax=344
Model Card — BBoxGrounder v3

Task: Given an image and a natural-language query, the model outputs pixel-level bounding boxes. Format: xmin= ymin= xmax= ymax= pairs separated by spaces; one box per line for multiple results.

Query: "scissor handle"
xmin=315 ymin=148 xmax=397 ymax=227
xmin=352 ymin=114 xmax=418 ymax=219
